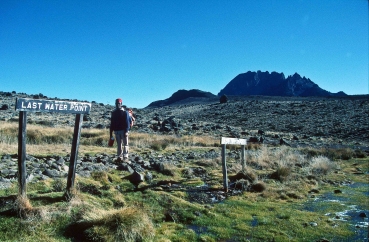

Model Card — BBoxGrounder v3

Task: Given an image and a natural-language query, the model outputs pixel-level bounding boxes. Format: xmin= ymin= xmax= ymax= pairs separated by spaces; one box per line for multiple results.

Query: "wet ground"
xmin=302 ymin=182 xmax=369 ymax=241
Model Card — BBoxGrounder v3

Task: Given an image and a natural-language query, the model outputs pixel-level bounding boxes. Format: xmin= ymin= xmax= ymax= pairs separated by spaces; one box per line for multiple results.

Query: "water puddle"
xmin=187 ymin=225 xmax=209 ymax=236
xmin=251 ymin=216 xmax=258 ymax=227
xmin=348 ymin=182 xmax=369 ymax=196
xmin=303 ymin=186 xmax=369 ymax=241
xmin=324 ymin=205 xmax=369 ymax=241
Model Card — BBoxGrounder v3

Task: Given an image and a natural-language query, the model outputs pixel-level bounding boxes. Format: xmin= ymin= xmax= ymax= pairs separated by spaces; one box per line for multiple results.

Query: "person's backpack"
xmin=128 ymin=109 xmax=135 ymax=127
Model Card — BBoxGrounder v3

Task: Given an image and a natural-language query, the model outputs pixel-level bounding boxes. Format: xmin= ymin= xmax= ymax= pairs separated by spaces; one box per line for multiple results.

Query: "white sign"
xmin=221 ymin=137 xmax=247 ymax=145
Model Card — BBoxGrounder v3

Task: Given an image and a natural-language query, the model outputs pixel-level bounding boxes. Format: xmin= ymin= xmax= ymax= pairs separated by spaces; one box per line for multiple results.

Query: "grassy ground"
xmin=0 ymin=122 xmax=368 ymax=241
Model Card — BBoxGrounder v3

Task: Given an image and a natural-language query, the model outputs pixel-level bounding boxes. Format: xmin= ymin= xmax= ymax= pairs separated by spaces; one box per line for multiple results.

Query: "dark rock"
xmin=309 ymin=189 xmax=320 ymax=194
xmin=0 ymin=104 xmax=9 ymax=110
xmin=248 ymin=137 xmax=259 ymax=143
xmin=83 ymin=114 xmax=91 ymax=122
xmin=219 ymin=94 xmax=228 ymax=104
xmin=259 ymin=136 xmax=264 ymax=143
xmin=55 ymin=157 xmax=65 ymax=166
xmin=279 ymin=138 xmax=291 ymax=146
xmin=123 ymin=171 xmax=144 ymax=188
xmin=43 ymin=169 xmax=62 ymax=178
xmin=95 ymin=124 xmax=105 ymax=129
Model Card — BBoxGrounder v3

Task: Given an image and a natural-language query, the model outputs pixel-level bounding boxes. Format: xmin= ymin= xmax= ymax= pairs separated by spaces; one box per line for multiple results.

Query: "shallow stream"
xmin=302 ymin=182 xmax=369 ymax=241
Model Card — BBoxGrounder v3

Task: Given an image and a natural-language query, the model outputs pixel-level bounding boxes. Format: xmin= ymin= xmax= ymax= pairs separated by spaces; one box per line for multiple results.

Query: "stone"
xmin=43 ymin=169 xmax=62 ymax=178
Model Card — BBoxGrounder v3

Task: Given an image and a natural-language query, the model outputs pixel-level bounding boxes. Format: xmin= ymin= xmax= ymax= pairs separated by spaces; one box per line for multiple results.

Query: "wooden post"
xmin=220 ymin=137 xmax=247 ymax=193
xmin=221 ymin=143 xmax=228 ymax=192
xmin=18 ymin=111 xmax=27 ymax=196
xmin=66 ymin=114 xmax=83 ymax=192
xmin=241 ymin=145 xmax=246 ymax=172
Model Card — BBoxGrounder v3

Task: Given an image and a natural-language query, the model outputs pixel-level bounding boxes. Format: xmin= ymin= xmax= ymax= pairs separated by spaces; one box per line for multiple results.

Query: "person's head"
xmin=115 ymin=98 xmax=122 ymax=108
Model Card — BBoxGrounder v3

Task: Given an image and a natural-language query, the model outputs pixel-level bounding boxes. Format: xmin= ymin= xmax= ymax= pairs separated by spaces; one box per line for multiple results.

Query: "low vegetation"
xmin=0 ymin=121 xmax=368 ymax=241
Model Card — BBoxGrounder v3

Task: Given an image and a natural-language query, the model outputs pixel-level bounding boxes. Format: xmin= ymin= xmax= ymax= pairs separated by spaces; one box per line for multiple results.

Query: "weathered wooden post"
xmin=221 ymin=142 xmax=228 ymax=192
xmin=18 ymin=111 xmax=27 ymax=196
xmin=221 ymin=137 xmax=247 ymax=192
xmin=66 ymin=113 xmax=83 ymax=193
xmin=241 ymin=144 xmax=246 ymax=172
xmin=15 ymin=98 xmax=91 ymax=198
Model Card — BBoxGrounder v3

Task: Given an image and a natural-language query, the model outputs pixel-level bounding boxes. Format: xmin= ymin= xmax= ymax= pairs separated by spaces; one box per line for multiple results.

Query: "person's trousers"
xmin=114 ymin=130 xmax=129 ymax=157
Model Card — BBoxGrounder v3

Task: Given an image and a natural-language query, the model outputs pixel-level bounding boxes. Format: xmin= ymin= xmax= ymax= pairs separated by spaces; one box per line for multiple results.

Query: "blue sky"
xmin=1 ymin=0 xmax=368 ymax=108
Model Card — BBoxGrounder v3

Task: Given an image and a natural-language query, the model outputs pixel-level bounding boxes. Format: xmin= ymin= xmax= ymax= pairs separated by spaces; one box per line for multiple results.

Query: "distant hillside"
xmin=146 ymin=89 xmax=216 ymax=108
xmin=218 ymin=71 xmax=347 ymax=97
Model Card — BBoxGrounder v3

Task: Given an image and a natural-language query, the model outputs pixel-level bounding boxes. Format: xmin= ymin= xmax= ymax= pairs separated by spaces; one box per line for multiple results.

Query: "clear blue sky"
xmin=1 ymin=0 xmax=368 ymax=108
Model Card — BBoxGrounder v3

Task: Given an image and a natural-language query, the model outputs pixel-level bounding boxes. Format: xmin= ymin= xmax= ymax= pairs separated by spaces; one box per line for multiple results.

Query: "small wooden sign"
xmin=221 ymin=137 xmax=247 ymax=145
xmin=15 ymin=98 xmax=91 ymax=114
xmin=220 ymin=137 xmax=247 ymax=192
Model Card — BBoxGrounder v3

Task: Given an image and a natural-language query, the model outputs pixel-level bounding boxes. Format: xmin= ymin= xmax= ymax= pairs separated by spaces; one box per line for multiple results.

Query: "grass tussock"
xmin=14 ymin=194 xmax=33 ymax=218
xmin=299 ymin=146 xmax=366 ymax=160
xmin=247 ymin=145 xmax=338 ymax=176
xmin=247 ymin=145 xmax=306 ymax=171
xmin=69 ymin=206 xmax=155 ymax=242
xmin=91 ymin=171 xmax=110 ymax=185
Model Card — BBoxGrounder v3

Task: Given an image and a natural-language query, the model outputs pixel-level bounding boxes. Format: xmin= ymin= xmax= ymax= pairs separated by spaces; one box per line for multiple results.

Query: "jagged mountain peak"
xmin=218 ymin=70 xmax=346 ymax=97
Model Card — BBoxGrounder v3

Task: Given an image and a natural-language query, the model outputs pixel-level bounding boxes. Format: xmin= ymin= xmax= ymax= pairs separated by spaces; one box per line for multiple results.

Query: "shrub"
xmin=150 ymin=140 xmax=169 ymax=151
xmin=336 ymin=148 xmax=354 ymax=160
xmin=310 ymin=156 xmax=337 ymax=175
xmin=270 ymin=166 xmax=292 ymax=182
xmin=300 ymin=147 xmax=357 ymax=161
xmin=354 ymin=149 xmax=367 ymax=158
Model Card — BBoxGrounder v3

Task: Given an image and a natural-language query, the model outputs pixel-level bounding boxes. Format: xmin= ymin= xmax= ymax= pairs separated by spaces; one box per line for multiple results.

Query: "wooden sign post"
xmin=66 ymin=113 xmax=83 ymax=192
xmin=18 ymin=111 xmax=27 ymax=196
xmin=15 ymin=98 xmax=91 ymax=197
xmin=220 ymin=137 xmax=247 ymax=192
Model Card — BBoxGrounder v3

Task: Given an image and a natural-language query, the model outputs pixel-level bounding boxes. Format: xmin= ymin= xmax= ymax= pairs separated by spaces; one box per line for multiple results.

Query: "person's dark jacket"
xmin=110 ymin=108 xmax=131 ymax=132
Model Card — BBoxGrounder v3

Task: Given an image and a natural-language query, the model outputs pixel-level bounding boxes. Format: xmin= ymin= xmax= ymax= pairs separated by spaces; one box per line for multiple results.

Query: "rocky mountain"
xmin=147 ymin=89 xmax=216 ymax=108
xmin=218 ymin=71 xmax=347 ymax=97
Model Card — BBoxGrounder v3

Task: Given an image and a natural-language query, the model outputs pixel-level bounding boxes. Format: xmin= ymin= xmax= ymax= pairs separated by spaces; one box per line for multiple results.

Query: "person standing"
xmin=110 ymin=98 xmax=132 ymax=160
